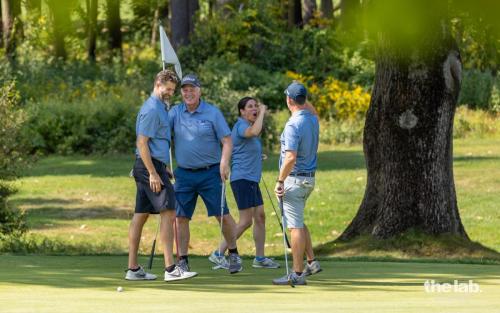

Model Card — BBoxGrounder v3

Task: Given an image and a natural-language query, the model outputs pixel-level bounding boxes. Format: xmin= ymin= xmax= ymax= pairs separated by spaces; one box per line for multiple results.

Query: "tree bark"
xmin=47 ymin=0 xmax=70 ymax=59
xmin=339 ymin=0 xmax=360 ymax=31
xmin=106 ymin=0 xmax=122 ymax=57
xmin=340 ymin=26 xmax=467 ymax=240
xmin=0 ymin=3 xmax=3 ymax=48
xmin=151 ymin=6 xmax=159 ymax=46
xmin=287 ymin=0 xmax=302 ymax=29
xmin=87 ymin=0 xmax=98 ymax=62
xmin=303 ymin=0 xmax=317 ymax=25
xmin=2 ymin=0 xmax=21 ymax=62
xmin=170 ymin=0 xmax=199 ymax=49
xmin=320 ymin=0 xmax=333 ymax=18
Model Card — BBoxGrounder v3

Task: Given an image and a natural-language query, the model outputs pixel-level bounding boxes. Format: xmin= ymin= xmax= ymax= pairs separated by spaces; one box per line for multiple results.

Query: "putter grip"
xmin=147 ymin=239 xmax=156 ymax=270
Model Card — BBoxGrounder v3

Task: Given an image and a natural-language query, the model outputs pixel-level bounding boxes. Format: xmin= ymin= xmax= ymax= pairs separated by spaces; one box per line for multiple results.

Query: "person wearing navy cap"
xmin=126 ymin=70 xmax=198 ymax=282
xmin=273 ymin=81 xmax=321 ymax=286
xmin=168 ymin=74 xmax=243 ymax=274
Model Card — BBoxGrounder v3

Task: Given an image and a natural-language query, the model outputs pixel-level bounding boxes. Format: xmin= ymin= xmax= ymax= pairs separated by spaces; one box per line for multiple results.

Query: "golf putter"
xmin=213 ymin=182 xmax=228 ymax=270
xmin=147 ymin=216 xmax=161 ymax=270
xmin=261 ymin=179 xmax=291 ymax=248
xmin=278 ymin=196 xmax=295 ymax=288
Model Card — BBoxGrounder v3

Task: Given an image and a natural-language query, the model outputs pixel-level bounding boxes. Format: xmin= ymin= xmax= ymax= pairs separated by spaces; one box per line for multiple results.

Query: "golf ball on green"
xmin=117 ymin=286 xmax=124 ymax=292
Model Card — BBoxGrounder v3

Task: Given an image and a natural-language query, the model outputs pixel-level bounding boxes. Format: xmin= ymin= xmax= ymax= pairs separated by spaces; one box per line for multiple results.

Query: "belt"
xmin=180 ymin=163 xmax=219 ymax=172
xmin=290 ymin=172 xmax=315 ymax=177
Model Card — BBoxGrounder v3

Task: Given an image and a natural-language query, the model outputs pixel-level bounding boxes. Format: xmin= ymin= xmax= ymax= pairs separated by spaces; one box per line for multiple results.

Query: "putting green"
xmin=1 ymin=255 xmax=499 ymax=313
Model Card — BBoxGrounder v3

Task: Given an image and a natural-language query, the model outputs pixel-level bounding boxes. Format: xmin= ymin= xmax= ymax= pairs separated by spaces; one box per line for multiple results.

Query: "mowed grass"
xmin=6 ymin=137 xmax=500 ymax=256
xmin=0 ymin=255 xmax=499 ymax=313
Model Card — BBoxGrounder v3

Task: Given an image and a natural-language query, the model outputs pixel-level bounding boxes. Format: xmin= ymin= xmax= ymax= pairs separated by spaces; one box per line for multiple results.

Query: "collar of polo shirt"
xmin=183 ymin=100 xmax=206 ymax=113
xmin=292 ymin=109 xmax=308 ymax=117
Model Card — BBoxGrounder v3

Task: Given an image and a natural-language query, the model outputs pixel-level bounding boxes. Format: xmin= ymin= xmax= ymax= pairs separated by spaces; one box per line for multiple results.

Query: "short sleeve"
xmin=213 ymin=109 xmax=231 ymax=141
xmin=168 ymin=105 xmax=177 ymax=132
xmin=236 ymin=121 xmax=249 ymax=138
xmin=138 ymin=109 xmax=160 ymax=138
xmin=283 ymin=122 xmax=300 ymax=151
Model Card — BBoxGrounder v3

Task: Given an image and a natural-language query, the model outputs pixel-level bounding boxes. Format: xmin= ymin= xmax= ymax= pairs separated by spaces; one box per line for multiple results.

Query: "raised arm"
xmin=244 ymin=104 xmax=267 ymax=137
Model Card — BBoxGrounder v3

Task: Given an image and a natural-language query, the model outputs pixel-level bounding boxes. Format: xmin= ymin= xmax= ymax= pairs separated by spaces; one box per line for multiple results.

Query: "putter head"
xmin=288 ymin=278 xmax=296 ymax=288
xmin=212 ymin=264 xmax=228 ymax=270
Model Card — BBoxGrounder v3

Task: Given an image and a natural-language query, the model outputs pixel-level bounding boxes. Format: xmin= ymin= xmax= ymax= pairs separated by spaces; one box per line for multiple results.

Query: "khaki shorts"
xmin=282 ymin=176 xmax=315 ymax=228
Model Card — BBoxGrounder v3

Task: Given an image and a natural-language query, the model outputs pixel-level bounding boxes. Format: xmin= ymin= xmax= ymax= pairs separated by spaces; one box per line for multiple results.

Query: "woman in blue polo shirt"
xmin=209 ymin=97 xmax=280 ymax=269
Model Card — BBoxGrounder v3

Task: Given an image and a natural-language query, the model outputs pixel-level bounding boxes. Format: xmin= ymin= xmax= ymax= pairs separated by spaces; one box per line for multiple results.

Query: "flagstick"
xmin=159 ymin=25 xmax=182 ymax=261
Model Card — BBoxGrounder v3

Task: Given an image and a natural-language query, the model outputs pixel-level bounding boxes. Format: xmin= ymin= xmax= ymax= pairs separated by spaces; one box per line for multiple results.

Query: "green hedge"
xmin=22 ymin=87 xmax=140 ymax=155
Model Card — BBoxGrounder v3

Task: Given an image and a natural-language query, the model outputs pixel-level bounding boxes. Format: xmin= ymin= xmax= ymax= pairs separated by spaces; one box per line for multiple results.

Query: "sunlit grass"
xmin=6 ymin=137 xmax=500 ymax=257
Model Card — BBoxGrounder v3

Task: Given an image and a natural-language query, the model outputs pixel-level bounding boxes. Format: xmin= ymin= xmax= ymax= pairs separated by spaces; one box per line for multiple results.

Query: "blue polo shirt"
xmin=230 ymin=118 xmax=262 ymax=183
xmin=279 ymin=110 xmax=319 ymax=173
xmin=135 ymin=95 xmax=171 ymax=165
xmin=169 ymin=100 xmax=231 ymax=169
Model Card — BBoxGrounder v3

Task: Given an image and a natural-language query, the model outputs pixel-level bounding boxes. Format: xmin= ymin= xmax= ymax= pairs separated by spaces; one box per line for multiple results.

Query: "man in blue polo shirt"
xmin=125 ymin=70 xmax=197 ymax=282
xmin=273 ymin=82 xmax=321 ymax=286
xmin=169 ymin=74 xmax=242 ymax=274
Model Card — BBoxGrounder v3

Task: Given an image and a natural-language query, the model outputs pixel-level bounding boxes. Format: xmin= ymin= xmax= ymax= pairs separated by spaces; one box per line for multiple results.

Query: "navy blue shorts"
xmin=133 ymin=158 xmax=175 ymax=214
xmin=174 ymin=164 xmax=229 ymax=219
xmin=230 ymin=179 xmax=264 ymax=210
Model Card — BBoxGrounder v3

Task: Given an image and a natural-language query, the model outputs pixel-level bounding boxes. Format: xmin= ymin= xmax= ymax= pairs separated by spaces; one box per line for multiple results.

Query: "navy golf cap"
xmin=181 ymin=74 xmax=201 ymax=87
xmin=285 ymin=82 xmax=307 ymax=104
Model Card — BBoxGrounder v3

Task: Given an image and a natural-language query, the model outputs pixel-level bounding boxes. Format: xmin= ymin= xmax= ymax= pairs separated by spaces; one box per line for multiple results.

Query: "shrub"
xmin=23 ymin=85 xmax=140 ymax=155
xmin=458 ymin=69 xmax=495 ymax=110
xmin=287 ymin=71 xmax=371 ymax=120
xmin=197 ymin=56 xmax=289 ymax=110
xmin=0 ymin=81 xmax=29 ymax=235
xmin=489 ymin=80 xmax=500 ymax=113
xmin=319 ymin=118 xmax=365 ymax=145
xmin=453 ymin=106 xmax=499 ymax=138
xmin=179 ymin=3 xmax=344 ymax=79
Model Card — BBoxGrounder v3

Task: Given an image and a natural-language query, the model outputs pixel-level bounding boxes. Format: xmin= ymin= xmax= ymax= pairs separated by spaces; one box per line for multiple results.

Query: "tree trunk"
xmin=106 ymin=0 xmax=122 ymax=57
xmin=170 ymin=0 xmax=199 ymax=49
xmin=47 ymin=0 xmax=70 ymax=59
xmin=340 ymin=26 xmax=468 ymax=239
xmin=151 ymin=1 xmax=170 ymax=46
xmin=339 ymin=0 xmax=360 ymax=31
xmin=151 ymin=6 xmax=159 ymax=46
xmin=26 ymin=0 xmax=42 ymax=19
xmin=320 ymin=0 xmax=333 ymax=18
xmin=87 ymin=0 xmax=98 ymax=62
xmin=287 ymin=0 xmax=302 ymax=29
xmin=0 ymin=3 xmax=3 ymax=48
xmin=303 ymin=0 xmax=317 ymax=25
xmin=2 ymin=0 xmax=21 ymax=62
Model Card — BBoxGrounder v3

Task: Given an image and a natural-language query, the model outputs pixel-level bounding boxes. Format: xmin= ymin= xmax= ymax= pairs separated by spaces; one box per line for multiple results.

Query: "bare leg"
xmin=253 ymin=205 xmax=266 ymax=257
xmin=303 ymin=224 xmax=315 ymax=261
xmin=160 ymin=210 xmax=176 ymax=268
xmin=176 ymin=216 xmax=190 ymax=256
xmin=218 ymin=208 xmax=253 ymax=253
xmin=215 ymin=213 xmax=238 ymax=250
xmin=290 ymin=227 xmax=306 ymax=273
xmin=128 ymin=213 xmax=149 ymax=269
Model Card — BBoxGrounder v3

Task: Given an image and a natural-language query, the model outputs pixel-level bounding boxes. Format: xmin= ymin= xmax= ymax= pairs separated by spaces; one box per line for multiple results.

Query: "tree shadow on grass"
xmin=262 ymin=150 xmax=366 ymax=172
xmin=1 ymin=256 xmax=499 ymax=293
xmin=21 ymin=203 xmax=132 ymax=230
xmin=453 ymin=156 xmax=500 ymax=163
xmin=22 ymin=155 xmax=134 ymax=178
xmin=21 ymin=151 xmax=497 ymax=179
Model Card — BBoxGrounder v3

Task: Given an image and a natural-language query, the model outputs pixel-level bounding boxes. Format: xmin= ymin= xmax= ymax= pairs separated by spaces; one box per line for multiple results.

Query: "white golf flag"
xmin=159 ymin=25 xmax=182 ymax=79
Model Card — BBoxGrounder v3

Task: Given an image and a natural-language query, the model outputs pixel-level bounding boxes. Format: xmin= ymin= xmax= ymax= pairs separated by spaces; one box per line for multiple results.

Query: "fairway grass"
xmin=1 ymin=256 xmax=499 ymax=313
xmin=4 ymin=137 xmax=500 ymax=258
